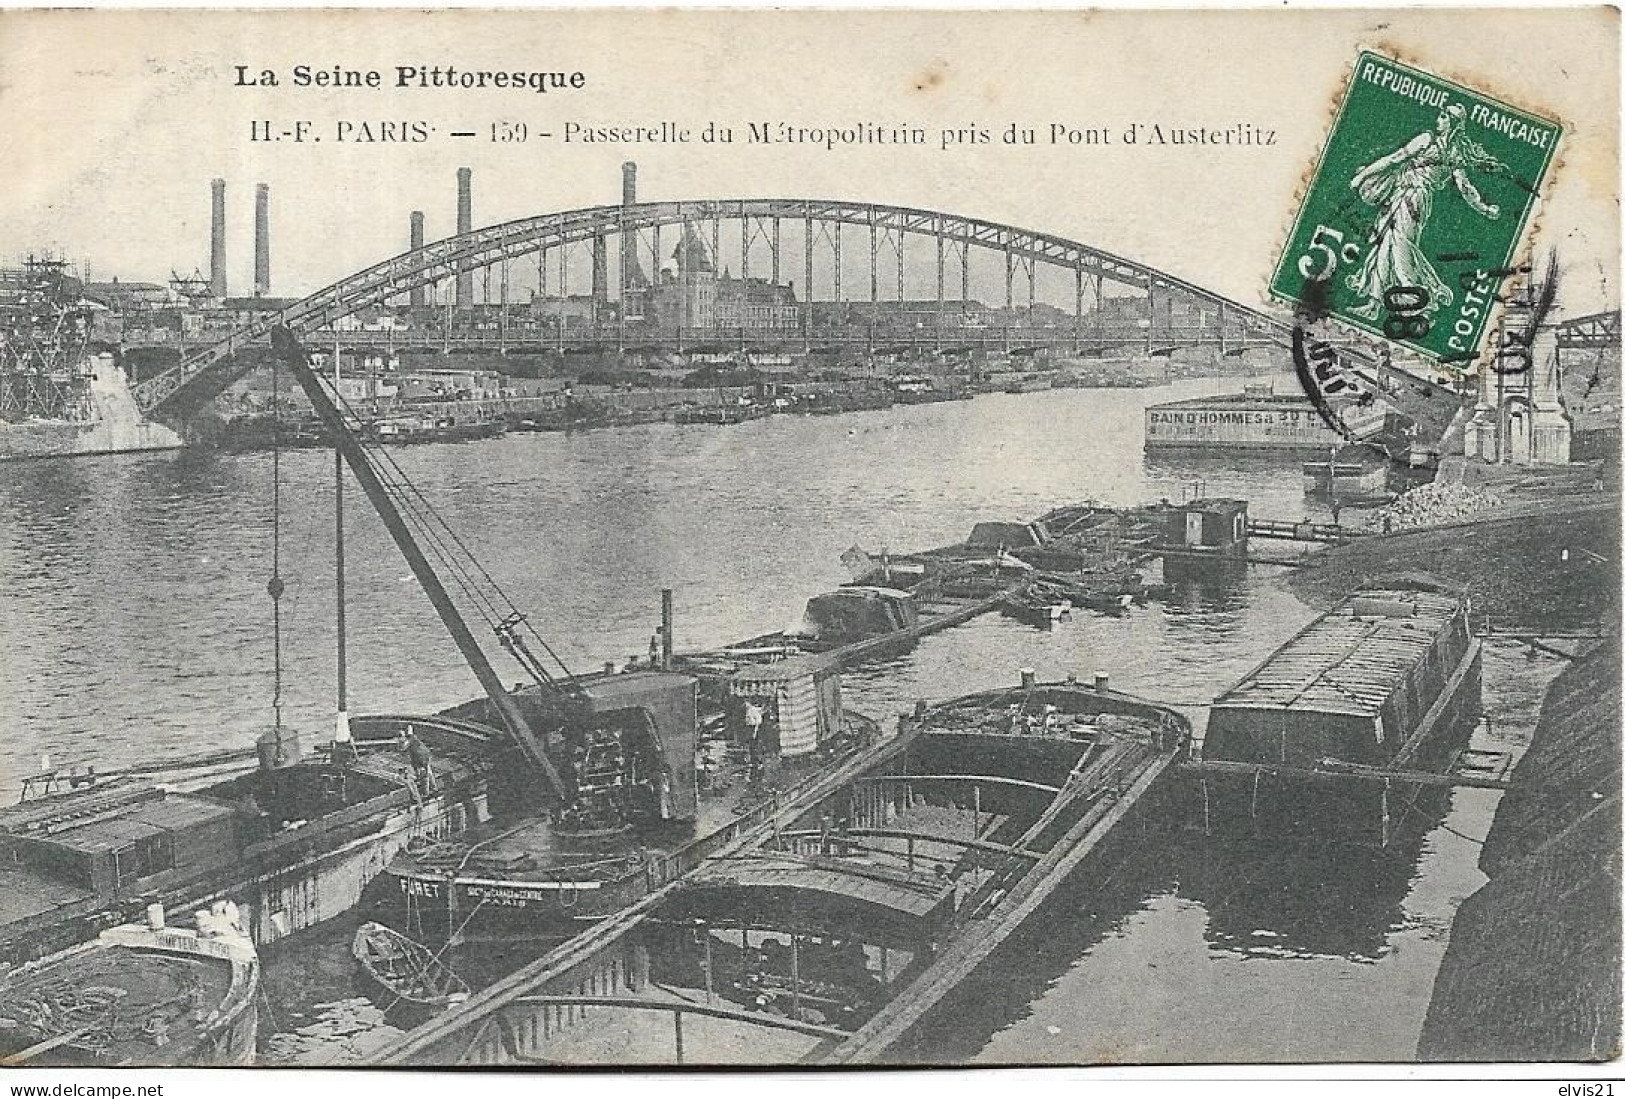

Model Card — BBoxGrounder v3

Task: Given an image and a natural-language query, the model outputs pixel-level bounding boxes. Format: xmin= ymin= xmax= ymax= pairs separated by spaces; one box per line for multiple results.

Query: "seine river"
xmin=0 ymin=378 xmax=1559 ymax=1064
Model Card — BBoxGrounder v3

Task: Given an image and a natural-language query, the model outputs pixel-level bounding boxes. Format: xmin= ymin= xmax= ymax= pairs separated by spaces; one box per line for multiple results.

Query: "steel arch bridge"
xmin=134 ymin=198 xmax=1404 ymax=421
xmin=1555 ymin=310 xmax=1621 ymax=350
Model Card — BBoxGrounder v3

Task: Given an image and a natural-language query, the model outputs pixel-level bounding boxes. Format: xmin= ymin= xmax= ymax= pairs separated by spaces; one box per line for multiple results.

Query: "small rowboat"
xmin=352 ymin=922 xmax=470 ymax=1009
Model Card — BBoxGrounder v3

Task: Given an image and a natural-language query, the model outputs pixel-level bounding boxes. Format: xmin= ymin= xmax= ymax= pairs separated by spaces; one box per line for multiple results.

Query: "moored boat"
xmin=1302 ymin=447 xmax=1391 ymax=500
xmin=1144 ymin=380 xmax=1399 ymax=453
xmin=481 ymin=671 xmax=1194 ymax=1062
xmin=1191 ymin=573 xmax=1483 ymax=845
xmin=0 ymin=719 xmax=496 ymax=964
xmin=373 ymin=663 xmax=882 ymax=938
xmin=352 ymin=922 xmax=469 ymax=1009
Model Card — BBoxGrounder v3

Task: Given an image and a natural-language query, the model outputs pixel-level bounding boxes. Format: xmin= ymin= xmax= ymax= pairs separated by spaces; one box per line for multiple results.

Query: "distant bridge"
xmin=1555 ymin=310 xmax=1620 ymax=350
xmin=132 ymin=198 xmax=1419 ymax=422
xmin=237 ymin=322 xmax=1285 ymax=358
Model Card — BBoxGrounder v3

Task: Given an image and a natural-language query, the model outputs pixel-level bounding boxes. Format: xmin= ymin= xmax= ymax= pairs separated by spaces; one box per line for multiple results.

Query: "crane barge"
xmin=0 ymin=322 xmax=882 ymax=975
xmin=267 ymin=327 xmax=884 ymax=940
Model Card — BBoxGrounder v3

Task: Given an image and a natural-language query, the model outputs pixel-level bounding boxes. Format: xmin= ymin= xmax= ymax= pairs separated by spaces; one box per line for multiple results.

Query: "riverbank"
xmin=1287 ymin=500 xmax=1618 ymax=631
xmin=1418 ymin=632 xmax=1621 ymax=1061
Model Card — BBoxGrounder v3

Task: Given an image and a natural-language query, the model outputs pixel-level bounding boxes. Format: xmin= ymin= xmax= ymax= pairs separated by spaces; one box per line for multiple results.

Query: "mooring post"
xmin=672 ymin=1009 xmax=684 ymax=1065
xmin=700 ymin=920 xmax=714 ymax=1004
xmin=661 ymin=588 xmax=674 ymax=670
xmin=790 ymin=931 xmax=801 ymax=1019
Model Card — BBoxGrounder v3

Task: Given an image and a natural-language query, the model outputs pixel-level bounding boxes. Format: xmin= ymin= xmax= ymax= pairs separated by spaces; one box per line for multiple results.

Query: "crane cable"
xmin=268 ymin=354 xmax=286 ymax=731
xmin=321 ymin=380 xmax=577 ymax=689
xmin=361 ymin=434 xmax=576 ymax=682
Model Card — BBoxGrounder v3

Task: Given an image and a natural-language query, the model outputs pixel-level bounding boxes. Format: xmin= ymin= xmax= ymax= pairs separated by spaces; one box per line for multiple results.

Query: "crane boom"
xmin=268 ymin=326 xmax=567 ymax=803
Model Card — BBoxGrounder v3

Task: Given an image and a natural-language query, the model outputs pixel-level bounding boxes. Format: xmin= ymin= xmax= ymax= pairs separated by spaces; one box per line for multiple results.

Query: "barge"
xmin=371 ymin=673 xmax=1192 ymax=1066
xmin=1191 ymin=574 xmax=1482 ymax=846
xmin=1144 ymin=381 xmax=1396 ymax=454
xmin=1302 ymin=447 xmax=1391 ymax=501
xmin=0 ymin=903 xmax=258 ymax=1067
xmin=0 ymin=719 xmax=495 ymax=964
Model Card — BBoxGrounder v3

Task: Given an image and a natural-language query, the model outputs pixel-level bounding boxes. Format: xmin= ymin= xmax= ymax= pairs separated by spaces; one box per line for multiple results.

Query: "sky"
xmin=0 ymin=8 xmax=1617 ymax=315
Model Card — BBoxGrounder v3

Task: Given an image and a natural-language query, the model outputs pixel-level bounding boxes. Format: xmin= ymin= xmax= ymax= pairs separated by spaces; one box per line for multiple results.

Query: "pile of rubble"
xmin=1379 ymin=482 xmax=1504 ymax=530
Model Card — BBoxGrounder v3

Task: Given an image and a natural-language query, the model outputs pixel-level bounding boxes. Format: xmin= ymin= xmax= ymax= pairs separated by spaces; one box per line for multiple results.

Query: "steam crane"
xmin=267 ymin=326 xmax=569 ymax=804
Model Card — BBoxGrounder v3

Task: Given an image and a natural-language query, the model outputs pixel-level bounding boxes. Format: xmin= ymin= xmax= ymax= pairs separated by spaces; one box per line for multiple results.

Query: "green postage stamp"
xmin=1270 ymin=50 xmax=1563 ymax=366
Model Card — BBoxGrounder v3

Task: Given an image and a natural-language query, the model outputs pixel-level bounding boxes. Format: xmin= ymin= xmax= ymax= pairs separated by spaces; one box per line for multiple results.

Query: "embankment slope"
xmin=1418 ymin=635 xmax=1621 ymax=1061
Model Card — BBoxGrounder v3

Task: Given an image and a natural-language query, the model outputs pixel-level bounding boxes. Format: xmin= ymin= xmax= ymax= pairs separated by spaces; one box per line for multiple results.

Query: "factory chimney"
xmin=409 ymin=211 xmax=426 ymax=308
xmin=455 ymin=168 xmax=473 ymax=308
xmin=210 ymin=178 xmax=227 ymax=299
xmin=620 ymin=162 xmax=638 ymax=303
xmin=254 ymin=184 xmax=271 ymax=296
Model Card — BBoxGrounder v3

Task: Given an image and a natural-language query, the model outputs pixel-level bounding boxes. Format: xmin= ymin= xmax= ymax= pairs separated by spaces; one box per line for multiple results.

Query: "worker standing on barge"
xmin=405 ymin=726 xmax=435 ymax=793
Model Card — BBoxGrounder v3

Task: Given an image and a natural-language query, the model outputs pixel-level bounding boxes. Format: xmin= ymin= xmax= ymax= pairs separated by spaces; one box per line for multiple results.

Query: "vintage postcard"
xmin=0 ymin=6 xmax=1617 ymax=1080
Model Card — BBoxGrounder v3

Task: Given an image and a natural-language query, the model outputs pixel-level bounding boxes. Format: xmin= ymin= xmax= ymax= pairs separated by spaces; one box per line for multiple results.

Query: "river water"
xmin=0 ymin=377 xmax=1563 ymax=1064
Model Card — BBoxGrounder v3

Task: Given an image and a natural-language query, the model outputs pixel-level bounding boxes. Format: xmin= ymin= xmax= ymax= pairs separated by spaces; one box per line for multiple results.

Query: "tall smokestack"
xmin=620 ymin=162 xmax=638 ymax=303
xmin=210 ymin=178 xmax=227 ymax=299
xmin=455 ymin=167 xmax=473 ymax=308
xmin=254 ymin=184 xmax=270 ymax=296
xmin=591 ymin=234 xmax=607 ymax=307
xmin=409 ymin=211 xmax=426 ymax=308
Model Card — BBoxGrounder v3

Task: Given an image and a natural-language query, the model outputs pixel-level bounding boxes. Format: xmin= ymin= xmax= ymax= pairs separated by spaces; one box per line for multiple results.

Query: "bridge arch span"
xmin=137 ymin=198 xmax=1378 ymax=418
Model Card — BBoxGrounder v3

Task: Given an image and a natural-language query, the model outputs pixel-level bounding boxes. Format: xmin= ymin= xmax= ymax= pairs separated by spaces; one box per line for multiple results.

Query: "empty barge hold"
xmin=0 ymin=903 xmax=259 ymax=1067
xmin=1192 ymin=574 xmax=1483 ymax=846
xmin=370 ymin=674 xmax=1191 ymax=1066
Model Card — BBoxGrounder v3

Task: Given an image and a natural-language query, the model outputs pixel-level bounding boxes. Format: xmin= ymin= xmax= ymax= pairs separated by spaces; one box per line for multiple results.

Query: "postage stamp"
xmin=1270 ymin=50 xmax=1563 ymax=367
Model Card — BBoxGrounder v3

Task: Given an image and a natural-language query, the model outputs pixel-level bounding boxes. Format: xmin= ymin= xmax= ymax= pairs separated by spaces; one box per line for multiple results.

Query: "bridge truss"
xmin=136 ymin=198 xmax=1416 ymax=421
xmin=1555 ymin=310 xmax=1621 ymax=350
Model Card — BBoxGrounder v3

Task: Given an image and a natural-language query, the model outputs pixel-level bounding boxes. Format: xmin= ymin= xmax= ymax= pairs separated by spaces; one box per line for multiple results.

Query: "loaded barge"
xmin=0 ymin=903 xmax=259 ymax=1067
xmin=370 ymin=673 xmax=1191 ymax=1066
xmin=1189 ymin=574 xmax=1483 ymax=846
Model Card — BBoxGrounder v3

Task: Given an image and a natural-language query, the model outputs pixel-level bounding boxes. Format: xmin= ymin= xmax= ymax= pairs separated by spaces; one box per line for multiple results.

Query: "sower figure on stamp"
xmin=1345 ymin=102 xmax=1506 ymax=321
